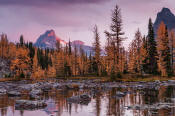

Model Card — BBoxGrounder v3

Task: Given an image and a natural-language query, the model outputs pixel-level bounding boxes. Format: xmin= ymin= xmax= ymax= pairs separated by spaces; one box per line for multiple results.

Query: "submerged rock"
xmin=126 ymin=102 xmax=174 ymax=111
xmin=7 ymin=91 xmax=21 ymax=97
xmin=15 ymin=100 xmax=47 ymax=110
xmin=67 ymin=94 xmax=91 ymax=105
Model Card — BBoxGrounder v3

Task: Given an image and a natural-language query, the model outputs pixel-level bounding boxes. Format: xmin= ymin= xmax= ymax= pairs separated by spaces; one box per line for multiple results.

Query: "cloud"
xmin=0 ymin=0 xmax=174 ymax=48
xmin=0 ymin=0 xmax=113 ymax=45
xmin=0 ymin=0 xmax=110 ymax=6
xmin=119 ymin=0 xmax=162 ymax=4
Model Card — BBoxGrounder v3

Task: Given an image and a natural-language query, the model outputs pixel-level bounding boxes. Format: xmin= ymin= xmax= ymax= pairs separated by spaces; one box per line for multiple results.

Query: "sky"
xmin=0 ymin=0 xmax=175 ymax=48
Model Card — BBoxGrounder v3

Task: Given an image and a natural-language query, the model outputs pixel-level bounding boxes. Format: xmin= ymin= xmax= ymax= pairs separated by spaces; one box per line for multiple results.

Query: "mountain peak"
xmin=34 ymin=29 xmax=66 ymax=49
xmin=159 ymin=7 xmax=174 ymax=17
xmin=161 ymin=7 xmax=171 ymax=13
xmin=45 ymin=29 xmax=55 ymax=37
xmin=154 ymin=7 xmax=175 ymax=33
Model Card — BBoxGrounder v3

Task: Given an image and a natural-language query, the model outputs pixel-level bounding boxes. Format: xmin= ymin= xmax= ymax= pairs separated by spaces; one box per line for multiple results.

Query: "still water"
xmin=0 ymin=82 xmax=175 ymax=116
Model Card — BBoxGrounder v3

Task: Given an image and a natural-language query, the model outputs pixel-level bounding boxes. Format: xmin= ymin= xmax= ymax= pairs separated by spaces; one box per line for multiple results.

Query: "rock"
xmin=126 ymin=102 xmax=174 ymax=111
xmin=7 ymin=91 xmax=21 ymax=97
xmin=53 ymin=83 xmax=61 ymax=88
xmin=19 ymin=84 xmax=34 ymax=91
xmin=168 ymin=80 xmax=175 ymax=83
xmin=155 ymin=80 xmax=161 ymax=85
xmin=30 ymin=89 xmax=43 ymax=95
xmin=139 ymin=91 xmax=145 ymax=95
xmin=0 ymin=88 xmax=7 ymax=95
xmin=29 ymin=89 xmax=43 ymax=99
xmin=15 ymin=100 xmax=47 ymax=110
xmin=116 ymin=92 xmax=126 ymax=98
xmin=30 ymin=94 xmax=41 ymax=99
xmin=42 ymin=85 xmax=52 ymax=92
xmin=67 ymin=94 xmax=91 ymax=105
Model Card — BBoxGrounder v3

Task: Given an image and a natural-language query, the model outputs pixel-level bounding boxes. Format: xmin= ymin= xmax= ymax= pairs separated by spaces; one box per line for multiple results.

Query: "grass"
xmin=113 ymin=74 xmax=175 ymax=82
xmin=67 ymin=74 xmax=175 ymax=82
xmin=1 ymin=74 xmax=175 ymax=82
xmin=0 ymin=77 xmax=32 ymax=82
xmin=0 ymin=77 xmax=22 ymax=82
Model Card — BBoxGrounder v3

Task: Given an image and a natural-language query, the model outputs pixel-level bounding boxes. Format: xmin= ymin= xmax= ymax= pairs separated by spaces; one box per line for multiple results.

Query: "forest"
xmin=0 ymin=4 xmax=175 ymax=80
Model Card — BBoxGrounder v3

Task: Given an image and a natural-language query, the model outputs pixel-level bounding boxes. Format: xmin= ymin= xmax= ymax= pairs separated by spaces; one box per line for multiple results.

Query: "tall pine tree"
xmin=147 ymin=18 xmax=158 ymax=74
xmin=93 ymin=25 xmax=101 ymax=76
xmin=105 ymin=4 xmax=125 ymax=74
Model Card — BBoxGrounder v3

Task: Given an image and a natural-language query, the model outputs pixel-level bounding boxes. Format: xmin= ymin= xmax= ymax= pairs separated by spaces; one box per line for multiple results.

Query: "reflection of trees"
xmin=163 ymin=86 xmax=175 ymax=116
xmin=20 ymin=110 xmax=24 ymax=116
xmin=0 ymin=89 xmax=89 ymax=116
xmin=2 ymin=85 xmax=175 ymax=116
xmin=164 ymin=86 xmax=174 ymax=98
xmin=106 ymin=88 xmax=125 ymax=116
xmin=0 ymin=95 xmax=15 ymax=116
xmin=95 ymin=94 xmax=101 ymax=116
xmin=106 ymin=88 xmax=146 ymax=116
xmin=143 ymin=88 xmax=159 ymax=105
xmin=51 ymin=90 xmax=87 ymax=116
xmin=54 ymin=90 xmax=77 ymax=116
xmin=0 ymin=108 xmax=7 ymax=116
xmin=126 ymin=90 xmax=145 ymax=116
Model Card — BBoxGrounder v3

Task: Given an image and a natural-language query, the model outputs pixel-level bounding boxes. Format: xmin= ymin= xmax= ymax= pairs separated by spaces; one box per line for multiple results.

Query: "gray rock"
xmin=0 ymin=88 xmax=7 ymax=95
xmin=15 ymin=100 xmax=47 ymax=110
xmin=126 ymin=102 xmax=174 ymax=111
xmin=116 ymin=92 xmax=126 ymax=98
xmin=67 ymin=94 xmax=91 ymax=105
xmin=7 ymin=91 xmax=21 ymax=97
xmin=29 ymin=89 xmax=43 ymax=99
xmin=19 ymin=84 xmax=34 ymax=91
xmin=30 ymin=89 xmax=43 ymax=95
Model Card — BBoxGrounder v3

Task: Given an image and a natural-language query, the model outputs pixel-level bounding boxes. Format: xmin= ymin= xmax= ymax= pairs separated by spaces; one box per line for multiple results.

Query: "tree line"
xmin=0 ymin=4 xmax=175 ymax=79
xmin=128 ymin=19 xmax=175 ymax=77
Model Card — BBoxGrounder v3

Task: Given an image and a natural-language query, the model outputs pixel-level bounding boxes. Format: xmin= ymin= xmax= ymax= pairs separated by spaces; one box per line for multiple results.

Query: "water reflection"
xmin=1 ymin=84 xmax=175 ymax=116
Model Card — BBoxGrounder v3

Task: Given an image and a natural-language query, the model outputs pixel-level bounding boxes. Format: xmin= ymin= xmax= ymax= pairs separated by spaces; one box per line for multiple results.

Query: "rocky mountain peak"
xmin=154 ymin=7 xmax=175 ymax=33
xmin=34 ymin=30 xmax=94 ymax=56
xmin=34 ymin=29 xmax=65 ymax=49
xmin=158 ymin=7 xmax=174 ymax=18
xmin=45 ymin=29 xmax=55 ymax=37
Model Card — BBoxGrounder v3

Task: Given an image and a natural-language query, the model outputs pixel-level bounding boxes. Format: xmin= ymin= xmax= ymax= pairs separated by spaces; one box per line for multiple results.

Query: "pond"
xmin=0 ymin=80 xmax=175 ymax=116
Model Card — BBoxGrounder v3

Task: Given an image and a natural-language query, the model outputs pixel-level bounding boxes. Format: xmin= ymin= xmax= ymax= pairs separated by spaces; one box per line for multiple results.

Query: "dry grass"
xmin=114 ymin=74 xmax=175 ymax=82
xmin=1 ymin=74 xmax=175 ymax=82
xmin=0 ymin=78 xmax=19 ymax=82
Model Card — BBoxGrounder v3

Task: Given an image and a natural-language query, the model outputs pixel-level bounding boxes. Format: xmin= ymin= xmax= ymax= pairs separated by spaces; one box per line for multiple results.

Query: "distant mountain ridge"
xmin=154 ymin=7 xmax=175 ymax=33
xmin=34 ymin=30 xmax=95 ymax=55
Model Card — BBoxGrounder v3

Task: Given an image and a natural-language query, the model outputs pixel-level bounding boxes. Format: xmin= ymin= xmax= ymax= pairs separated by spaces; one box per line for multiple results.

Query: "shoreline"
xmin=1 ymin=74 xmax=175 ymax=82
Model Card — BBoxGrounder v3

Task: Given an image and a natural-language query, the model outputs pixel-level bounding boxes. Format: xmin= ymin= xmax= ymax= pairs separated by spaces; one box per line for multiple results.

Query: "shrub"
xmin=116 ymin=72 xmax=122 ymax=78
xmin=19 ymin=72 xmax=25 ymax=78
